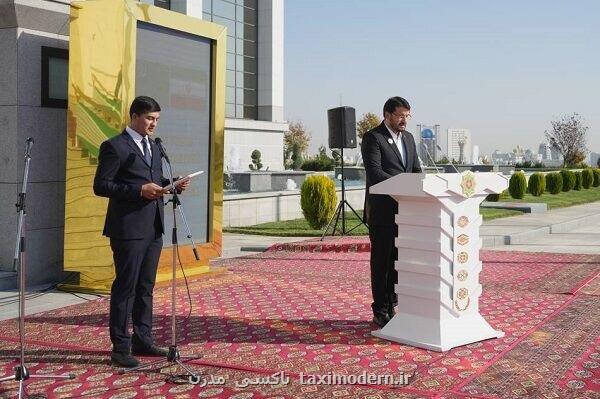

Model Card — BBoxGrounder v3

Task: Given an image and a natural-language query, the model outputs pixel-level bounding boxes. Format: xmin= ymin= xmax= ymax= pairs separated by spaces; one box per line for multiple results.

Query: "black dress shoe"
xmin=131 ymin=344 xmax=169 ymax=357
xmin=111 ymin=351 xmax=139 ymax=368
xmin=388 ymin=303 xmax=398 ymax=319
xmin=372 ymin=313 xmax=391 ymax=328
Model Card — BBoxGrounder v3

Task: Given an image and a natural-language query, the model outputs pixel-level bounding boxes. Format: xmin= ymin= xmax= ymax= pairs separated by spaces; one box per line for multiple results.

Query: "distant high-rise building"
xmin=417 ymin=124 xmax=439 ymax=164
xmin=447 ymin=129 xmax=471 ymax=164
xmin=472 ymin=145 xmax=479 ymax=164
xmin=538 ymin=143 xmax=552 ymax=160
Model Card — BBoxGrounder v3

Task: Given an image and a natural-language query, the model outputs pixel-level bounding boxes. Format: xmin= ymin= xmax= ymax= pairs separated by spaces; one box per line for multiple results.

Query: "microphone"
xmin=153 ymin=137 xmax=170 ymax=163
xmin=25 ymin=137 xmax=34 ymax=158
xmin=420 ymin=142 xmax=440 ymax=173
xmin=436 ymin=144 xmax=460 ymax=173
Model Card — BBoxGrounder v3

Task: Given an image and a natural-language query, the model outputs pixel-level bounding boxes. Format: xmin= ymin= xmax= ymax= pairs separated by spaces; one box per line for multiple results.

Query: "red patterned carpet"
xmin=1 ymin=238 xmax=599 ymax=398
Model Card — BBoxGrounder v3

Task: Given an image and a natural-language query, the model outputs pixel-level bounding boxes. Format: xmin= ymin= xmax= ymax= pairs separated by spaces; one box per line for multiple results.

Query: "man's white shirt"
xmin=384 ymin=122 xmax=406 ymax=165
xmin=126 ymin=126 xmax=152 ymax=157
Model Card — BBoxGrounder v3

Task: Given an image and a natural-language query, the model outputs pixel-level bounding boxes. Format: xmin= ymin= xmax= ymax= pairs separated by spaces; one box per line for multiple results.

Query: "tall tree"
xmin=545 ymin=113 xmax=588 ymax=167
xmin=356 ymin=112 xmax=381 ymax=140
xmin=284 ymin=121 xmax=311 ymax=170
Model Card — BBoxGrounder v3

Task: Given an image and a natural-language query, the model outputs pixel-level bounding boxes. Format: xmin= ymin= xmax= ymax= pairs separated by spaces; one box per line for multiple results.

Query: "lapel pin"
xmin=387 ymin=138 xmax=393 ymax=144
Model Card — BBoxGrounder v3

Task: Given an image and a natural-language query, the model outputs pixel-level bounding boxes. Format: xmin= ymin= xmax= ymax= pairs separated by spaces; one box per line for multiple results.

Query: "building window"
xmin=41 ymin=46 xmax=68 ymax=108
xmin=154 ymin=0 xmax=170 ymax=9
xmin=204 ymin=0 xmax=257 ymax=119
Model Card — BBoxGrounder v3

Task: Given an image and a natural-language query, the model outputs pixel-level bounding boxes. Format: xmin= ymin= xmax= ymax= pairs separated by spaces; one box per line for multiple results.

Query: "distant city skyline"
xmin=284 ymin=1 xmax=599 ymax=157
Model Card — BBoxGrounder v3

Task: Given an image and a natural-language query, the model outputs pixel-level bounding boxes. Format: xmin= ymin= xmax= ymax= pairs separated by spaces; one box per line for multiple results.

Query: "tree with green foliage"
xmin=284 ymin=121 xmax=310 ymax=170
xmin=574 ymin=171 xmax=583 ymax=190
xmin=582 ymin=168 xmax=594 ymax=189
xmin=545 ymin=113 xmax=588 ymax=167
xmin=560 ymin=169 xmax=575 ymax=192
xmin=300 ymin=175 xmax=337 ymax=229
xmin=593 ymin=169 xmax=600 ymax=187
xmin=528 ymin=173 xmax=545 ymax=196
xmin=545 ymin=172 xmax=563 ymax=194
xmin=508 ymin=171 xmax=527 ymax=199
xmin=248 ymin=149 xmax=263 ymax=171
xmin=356 ymin=112 xmax=381 ymax=140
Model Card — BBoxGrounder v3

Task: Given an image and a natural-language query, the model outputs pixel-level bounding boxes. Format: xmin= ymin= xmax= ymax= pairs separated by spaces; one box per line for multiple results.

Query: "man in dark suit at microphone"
xmin=361 ymin=96 xmax=422 ymax=328
xmin=94 ymin=96 xmax=189 ymax=367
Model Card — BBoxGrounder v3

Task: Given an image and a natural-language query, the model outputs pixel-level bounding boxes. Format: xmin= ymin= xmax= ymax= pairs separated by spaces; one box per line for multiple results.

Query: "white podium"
xmin=369 ymin=171 xmax=509 ymax=352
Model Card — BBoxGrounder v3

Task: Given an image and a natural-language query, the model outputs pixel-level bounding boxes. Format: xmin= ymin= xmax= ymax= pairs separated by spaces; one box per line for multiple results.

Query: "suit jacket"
xmin=361 ymin=122 xmax=422 ymax=226
xmin=93 ymin=131 xmax=168 ymax=239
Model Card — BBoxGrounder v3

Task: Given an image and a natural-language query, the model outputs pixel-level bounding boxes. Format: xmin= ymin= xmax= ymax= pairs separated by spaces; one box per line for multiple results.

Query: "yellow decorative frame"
xmin=63 ymin=0 xmax=226 ymax=293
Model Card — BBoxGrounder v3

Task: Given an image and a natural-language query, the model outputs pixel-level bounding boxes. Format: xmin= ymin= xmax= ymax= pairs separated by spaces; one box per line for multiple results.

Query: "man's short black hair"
xmin=129 ymin=96 xmax=161 ymax=117
xmin=383 ymin=96 xmax=411 ymax=115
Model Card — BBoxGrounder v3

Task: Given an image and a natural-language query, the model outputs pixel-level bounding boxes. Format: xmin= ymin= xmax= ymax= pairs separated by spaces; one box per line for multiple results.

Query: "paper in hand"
xmin=163 ymin=170 xmax=203 ymax=191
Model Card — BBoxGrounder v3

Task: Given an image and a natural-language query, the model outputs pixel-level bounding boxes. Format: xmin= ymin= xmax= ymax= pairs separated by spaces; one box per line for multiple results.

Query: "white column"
xmin=257 ymin=0 xmax=284 ymax=122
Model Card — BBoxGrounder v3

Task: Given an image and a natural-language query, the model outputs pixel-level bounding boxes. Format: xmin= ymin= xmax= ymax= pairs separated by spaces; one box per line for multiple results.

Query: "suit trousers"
xmin=109 ymin=229 xmax=162 ymax=353
xmin=368 ymin=225 xmax=398 ymax=317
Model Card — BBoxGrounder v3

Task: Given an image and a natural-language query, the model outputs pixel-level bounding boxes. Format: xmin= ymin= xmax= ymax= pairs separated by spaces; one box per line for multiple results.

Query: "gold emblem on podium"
xmin=457 ymin=234 xmax=469 ymax=246
xmin=457 ymin=270 xmax=468 ymax=281
xmin=457 ymin=288 xmax=468 ymax=299
xmin=454 ymin=287 xmax=470 ymax=311
xmin=460 ymin=171 xmax=476 ymax=197
xmin=457 ymin=216 xmax=469 ymax=228
xmin=457 ymin=252 xmax=469 ymax=263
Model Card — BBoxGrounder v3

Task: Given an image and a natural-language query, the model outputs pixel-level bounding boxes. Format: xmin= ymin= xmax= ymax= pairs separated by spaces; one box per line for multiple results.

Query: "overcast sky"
xmin=284 ymin=0 xmax=599 ymax=157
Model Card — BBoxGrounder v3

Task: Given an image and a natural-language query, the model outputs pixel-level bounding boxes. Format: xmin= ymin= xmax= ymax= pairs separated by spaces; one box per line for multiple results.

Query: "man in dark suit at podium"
xmin=361 ymin=96 xmax=422 ymax=327
xmin=94 ymin=96 xmax=188 ymax=367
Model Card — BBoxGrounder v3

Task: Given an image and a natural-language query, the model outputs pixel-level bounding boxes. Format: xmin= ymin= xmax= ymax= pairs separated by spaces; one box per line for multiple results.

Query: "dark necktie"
xmin=141 ymin=137 xmax=151 ymax=165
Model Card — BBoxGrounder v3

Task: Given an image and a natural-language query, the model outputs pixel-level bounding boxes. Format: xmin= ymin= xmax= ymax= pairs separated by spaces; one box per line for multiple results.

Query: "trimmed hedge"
xmin=582 ymin=168 xmax=594 ymax=189
xmin=300 ymin=175 xmax=337 ymax=229
xmin=300 ymin=158 xmax=334 ymax=171
xmin=508 ymin=171 xmax=527 ymax=199
xmin=527 ymin=173 xmax=545 ymax=196
xmin=574 ymin=171 xmax=583 ymax=190
xmin=560 ymin=169 xmax=576 ymax=192
xmin=593 ymin=168 xmax=600 ymax=187
xmin=545 ymin=172 xmax=563 ymax=194
xmin=486 ymin=193 xmax=500 ymax=202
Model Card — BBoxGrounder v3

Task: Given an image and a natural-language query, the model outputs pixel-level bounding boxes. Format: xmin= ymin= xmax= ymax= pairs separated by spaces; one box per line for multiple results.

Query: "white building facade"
xmin=149 ymin=0 xmax=288 ymax=171
xmin=447 ymin=128 xmax=471 ymax=164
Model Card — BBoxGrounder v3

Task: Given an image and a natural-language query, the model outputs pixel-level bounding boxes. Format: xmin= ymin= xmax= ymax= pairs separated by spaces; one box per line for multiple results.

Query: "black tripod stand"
xmin=0 ymin=138 xmax=74 ymax=398
xmin=321 ymin=146 xmax=367 ymax=240
xmin=121 ymin=138 xmax=201 ymax=384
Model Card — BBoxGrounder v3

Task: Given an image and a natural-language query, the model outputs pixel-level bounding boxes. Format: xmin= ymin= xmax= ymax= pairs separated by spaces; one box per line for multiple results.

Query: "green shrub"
xmin=300 ymin=157 xmax=334 ymax=171
xmin=574 ymin=171 xmax=582 ymax=190
xmin=508 ymin=171 xmax=527 ymax=199
xmin=527 ymin=173 xmax=545 ymax=196
xmin=499 ymin=189 xmax=510 ymax=200
xmin=560 ymin=169 xmax=575 ymax=192
xmin=582 ymin=168 xmax=593 ymax=189
xmin=593 ymin=168 xmax=600 ymax=187
xmin=486 ymin=193 xmax=500 ymax=202
xmin=249 ymin=149 xmax=263 ymax=171
xmin=545 ymin=172 xmax=563 ymax=194
xmin=300 ymin=175 xmax=337 ymax=229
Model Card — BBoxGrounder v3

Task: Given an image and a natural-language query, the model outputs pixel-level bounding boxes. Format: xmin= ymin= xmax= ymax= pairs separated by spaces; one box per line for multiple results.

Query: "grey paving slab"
xmin=0 ymin=288 xmax=100 ymax=321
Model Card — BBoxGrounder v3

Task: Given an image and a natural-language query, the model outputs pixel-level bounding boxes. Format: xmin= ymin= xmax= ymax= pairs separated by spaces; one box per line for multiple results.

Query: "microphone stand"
xmin=121 ymin=138 xmax=202 ymax=384
xmin=436 ymin=145 xmax=460 ymax=173
xmin=421 ymin=142 xmax=441 ymax=173
xmin=0 ymin=138 xmax=74 ymax=398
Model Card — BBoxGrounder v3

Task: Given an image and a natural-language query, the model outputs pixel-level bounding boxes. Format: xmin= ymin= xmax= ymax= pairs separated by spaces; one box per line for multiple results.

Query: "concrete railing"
xmin=223 ymin=185 xmax=366 ymax=227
